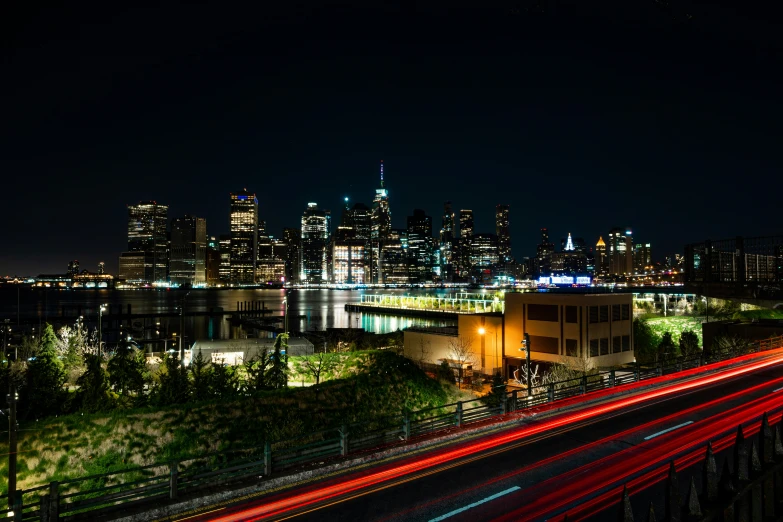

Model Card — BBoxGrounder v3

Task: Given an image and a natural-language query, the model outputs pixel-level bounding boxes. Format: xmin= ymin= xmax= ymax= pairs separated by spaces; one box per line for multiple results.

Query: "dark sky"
xmin=2 ymin=1 xmax=782 ymax=276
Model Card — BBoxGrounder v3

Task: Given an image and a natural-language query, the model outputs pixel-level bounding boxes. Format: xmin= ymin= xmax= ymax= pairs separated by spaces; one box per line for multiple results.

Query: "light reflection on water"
xmin=0 ymin=287 xmax=459 ymax=336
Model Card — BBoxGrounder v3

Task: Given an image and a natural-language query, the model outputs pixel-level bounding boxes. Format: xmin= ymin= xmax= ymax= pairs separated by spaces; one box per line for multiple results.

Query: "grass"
xmin=0 ymin=351 xmax=451 ymax=494
xmin=644 ymin=316 xmax=704 ymax=347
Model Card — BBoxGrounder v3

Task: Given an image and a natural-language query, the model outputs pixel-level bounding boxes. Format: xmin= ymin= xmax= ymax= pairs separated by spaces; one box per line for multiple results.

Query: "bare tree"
xmin=293 ymin=351 xmax=342 ymax=385
xmin=543 ymin=355 xmax=593 ymax=390
xmin=416 ymin=337 xmax=432 ymax=367
xmin=448 ymin=336 xmax=478 ymax=389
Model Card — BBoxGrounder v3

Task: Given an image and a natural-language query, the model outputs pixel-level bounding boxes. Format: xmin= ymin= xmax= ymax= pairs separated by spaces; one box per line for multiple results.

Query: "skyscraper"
xmin=407 ymin=209 xmax=434 ymax=283
xmin=218 ymin=234 xmax=231 ymax=283
xmin=206 ymin=236 xmax=221 ymax=286
xmin=170 ymin=215 xmax=207 ymax=287
xmin=634 ymin=243 xmax=652 ymax=273
xmin=495 ymin=204 xmax=511 ymax=264
xmin=229 ymin=190 xmax=258 ymax=285
xmin=607 ymin=228 xmax=634 ymax=275
xmin=371 ymin=160 xmax=391 ymax=240
xmin=459 ymin=209 xmax=474 ymax=239
xmin=300 ymin=203 xmax=331 ymax=284
xmin=126 ymin=201 xmax=169 ymax=284
xmin=282 ymin=228 xmax=301 ymax=283
xmin=596 ymin=236 xmax=607 ymax=275
xmin=536 ymin=228 xmax=555 ymax=276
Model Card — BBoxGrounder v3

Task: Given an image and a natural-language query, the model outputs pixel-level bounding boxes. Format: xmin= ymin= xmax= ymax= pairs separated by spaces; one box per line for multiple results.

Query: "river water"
xmin=0 ymin=287 xmax=460 ymax=342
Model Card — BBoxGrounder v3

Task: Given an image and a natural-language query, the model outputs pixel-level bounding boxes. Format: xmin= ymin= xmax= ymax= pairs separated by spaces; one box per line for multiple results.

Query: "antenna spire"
xmin=380 ymin=159 xmax=384 ymax=188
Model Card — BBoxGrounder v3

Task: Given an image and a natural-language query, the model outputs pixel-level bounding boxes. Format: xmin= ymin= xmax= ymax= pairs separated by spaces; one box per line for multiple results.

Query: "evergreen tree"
xmin=679 ymin=330 xmax=700 ymax=357
xmin=75 ymin=354 xmax=116 ymax=413
xmin=243 ymin=350 xmax=271 ymax=393
xmin=107 ymin=341 xmax=148 ymax=407
xmin=657 ymin=331 xmax=679 ymax=361
xmin=267 ymin=334 xmax=289 ymax=389
xmin=189 ymin=349 xmax=212 ymax=401
xmin=21 ymin=324 xmax=66 ymax=419
xmin=208 ymin=359 xmax=240 ymax=399
xmin=153 ymin=354 xmax=190 ymax=405
xmin=632 ymin=319 xmax=661 ymax=364
xmin=436 ymin=359 xmax=456 ymax=384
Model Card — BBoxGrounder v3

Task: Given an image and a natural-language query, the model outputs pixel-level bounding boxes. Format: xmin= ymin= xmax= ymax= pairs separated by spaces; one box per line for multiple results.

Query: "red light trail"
xmin=208 ymin=350 xmax=783 ymax=522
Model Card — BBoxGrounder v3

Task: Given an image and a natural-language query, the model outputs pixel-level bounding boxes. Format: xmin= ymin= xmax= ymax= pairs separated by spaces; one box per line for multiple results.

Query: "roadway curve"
xmin=180 ymin=353 xmax=783 ymax=522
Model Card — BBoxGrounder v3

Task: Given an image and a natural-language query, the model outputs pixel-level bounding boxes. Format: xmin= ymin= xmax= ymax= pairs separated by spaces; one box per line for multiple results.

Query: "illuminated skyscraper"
xmin=470 ymin=233 xmax=499 ymax=267
xmin=170 ymin=215 xmax=207 ymax=287
xmin=301 ymin=203 xmax=331 ymax=284
xmin=407 ymin=209 xmax=434 ymax=283
xmin=206 ymin=237 xmax=221 ymax=286
xmin=229 ymin=190 xmax=258 ymax=285
xmin=607 ymin=228 xmax=634 ymax=275
xmin=371 ymin=160 xmax=391 ymax=239
xmin=596 ymin=236 xmax=607 ymax=275
xmin=495 ymin=204 xmax=511 ymax=264
xmin=218 ymin=234 xmax=231 ymax=283
xmin=282 ymin=228 xmax=301 ymax=283
xmin=459 ymin=210 xmax=474 ymax=239
xmin=127 ymin=201 xmax=169 ymax=283
xmin=535 ymin=228 xmax=555 ymax=276
xmin=634 ymin=243 xmax=652 ymax=273
xmin=439 ymin=202 xmax=455 ymax=281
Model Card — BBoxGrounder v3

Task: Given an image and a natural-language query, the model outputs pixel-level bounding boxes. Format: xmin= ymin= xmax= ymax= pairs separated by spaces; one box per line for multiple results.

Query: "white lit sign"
xmin=550 ymin=276 xmax=574 ymax=285
xmin=576 ymin=276 xmax=592 ymax=285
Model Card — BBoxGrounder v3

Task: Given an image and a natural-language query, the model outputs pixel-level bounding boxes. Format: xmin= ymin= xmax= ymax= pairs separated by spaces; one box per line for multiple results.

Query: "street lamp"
xmin=99 ymin=304 xmax=107 ymax=357
xmin=283 ymin=298 xmax=289 ymax=335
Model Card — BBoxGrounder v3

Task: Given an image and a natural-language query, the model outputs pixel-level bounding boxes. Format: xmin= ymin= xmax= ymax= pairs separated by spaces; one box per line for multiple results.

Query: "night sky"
xmin=3 ymin=1 xmax=782 ymax=276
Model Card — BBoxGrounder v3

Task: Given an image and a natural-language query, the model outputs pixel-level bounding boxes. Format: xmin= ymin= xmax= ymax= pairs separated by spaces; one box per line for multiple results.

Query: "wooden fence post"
xmin=455 ymin=402 xmax=463 ymax=428
xmin=13 ymin=490 xmax=21 ymax=522
xmin=169 ymin=461 xmax=178 ymax=500
xmin=49 ymin=481 xmax=59 ymax=521
xmin=340 ymin=425 xmax=349 ymax=456
xmin=548 ymin=383 xmax=555 ymax=402
xmin=40 ymin=493 xmax=50 ymax=522
xmin=511 ymin=390 xmax=518 ymax=412
xmin=609 ymin=370 xmax=616 ymax=387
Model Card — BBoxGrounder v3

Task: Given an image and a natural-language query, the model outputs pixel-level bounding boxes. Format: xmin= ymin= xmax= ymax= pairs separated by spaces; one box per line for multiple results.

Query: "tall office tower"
xmin=97 ymin=262 xmax=105 ymax=275
xmin=596 ymin=237 xmax=607 ymax=275
xmin=470 ymin=233 xmax=499 ymax=268
xmin=126 ymin=201 xmax=169 ymax=284
xmin=282 ymin=228 xmax=301 ymax=283
xmin=607 ymin=228 xmax=634 ymax=275
xmin=371 ymin=160 xmax=391 ymax=239
xmin=442 ymin=201 xmax=455 ymax=238
xmin=67 ymin=260 xmax=80 ymax=276
xmin=229 ymin=190 xmax=258 ymax=285
xmin=380 ymin=229 xmax=410 ymax=284
xmin=495 ymin=204 xmax=511 ymax=264
xmin=407 ymin=209 xmax=434 ymax=283
xmin=206 ymin=237 xmax=221 ymax=286
xmin=170 ymin=215 xmax=207 ymax=286
xmin=300 ymin=203 xmax=331 ymax=284
xmin=346 ymin=203 xmax=372 ymax=240
xmin=257 ymin=219 xmax=267 ymax=239
xmin=440 ymin=201 xmax=455 ymax=268
xmin=459 ymin=209 xmax=474 ymax=239
xmin=536 ymin=227 xmax=555 ymax=276
xmin=634 ymin=243 xmax=652 ymax=273
xmin=218 ymin=234 xmax=231 ymax=283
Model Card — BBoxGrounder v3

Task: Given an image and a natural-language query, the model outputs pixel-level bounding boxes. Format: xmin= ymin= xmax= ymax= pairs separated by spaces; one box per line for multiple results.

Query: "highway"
xmin=180 ymin=353 xmax=783 ymax=522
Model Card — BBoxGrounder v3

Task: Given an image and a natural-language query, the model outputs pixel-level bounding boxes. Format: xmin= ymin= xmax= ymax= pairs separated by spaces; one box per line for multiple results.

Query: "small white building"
xmin=189 ymin=337 xmax=314 ymax=365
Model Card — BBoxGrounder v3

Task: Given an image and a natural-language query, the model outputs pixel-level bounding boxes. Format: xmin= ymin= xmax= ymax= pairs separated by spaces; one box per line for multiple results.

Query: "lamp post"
xmin=283 ymin=298 xmax=289 ymax=335
xmin=99 ymin=304 xmax=107 ymax=357
xmin=478 ymin=326 xmax=500 ymax=376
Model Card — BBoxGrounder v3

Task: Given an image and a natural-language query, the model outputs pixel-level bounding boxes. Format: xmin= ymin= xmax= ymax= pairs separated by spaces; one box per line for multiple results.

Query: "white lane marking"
xmin=428 ymin=486 xmax=521 ymax=521
xmin=773 ymin=386 xmax=783 ymax=393
xmin=644 ymin=421 xmax=694 ymax=441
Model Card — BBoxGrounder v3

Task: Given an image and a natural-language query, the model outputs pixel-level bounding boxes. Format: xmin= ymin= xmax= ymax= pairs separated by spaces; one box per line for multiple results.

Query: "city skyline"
xmin=3 ymin=3 xmax=782 ymax=276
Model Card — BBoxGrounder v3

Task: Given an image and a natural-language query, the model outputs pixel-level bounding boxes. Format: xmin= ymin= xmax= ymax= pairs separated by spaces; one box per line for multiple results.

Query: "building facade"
xmin=371 ymin=160 xmax=391 ymax=240
xmin=407 ymin=209 xmax=434 ymax=283
xmin=229 ymin=190 xmax=258 ymax=285
xmin=169 ymin=215 xmax=207 ymax=286
xmin=300 ymin=202 xmax=331 ymax=284
xmin=496 ymin=204 xmax=512 ymax=264
xmin=206 ymin=236 xmax=221 ymax=286
xmin=607 ymin=228 xmax=634 ymax=276
xmin=127 ymin=201 xmax=169 ymax=284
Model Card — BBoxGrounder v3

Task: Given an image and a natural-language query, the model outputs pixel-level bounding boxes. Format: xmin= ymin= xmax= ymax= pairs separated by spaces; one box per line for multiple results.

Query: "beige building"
xmin=403 ymin=292 xmax=635 ymax=380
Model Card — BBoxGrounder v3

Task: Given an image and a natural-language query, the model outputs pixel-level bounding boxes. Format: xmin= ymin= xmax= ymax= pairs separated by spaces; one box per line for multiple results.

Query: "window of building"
xmin=565 ymin=306 xmax=578 ymax=324
xmin=528 ymin=335 xmax=559 ymax=354
xmin=566 ymin=339 xmax=578 ymax=357
xmin=589 ymin=306 xmax=599 ymax=324
xmin=600 ymin=338 xmax=609 ymax=356
xmin=590 ymin=339 xmax=599 ymax=357
xmin=613 ymin=336 xmax=622 ymax=353
xmin=528 ymin=304 xmax=559 ymax=322
xmin=621 ymin=304 xmax=630 ymax=320
xmin=612 ymin=305 xmax=621 ymax=321
xmin=622 ymin=335 xmax=631 ymax=352
xmin=600 ymin=306 xmax=609 ymax=323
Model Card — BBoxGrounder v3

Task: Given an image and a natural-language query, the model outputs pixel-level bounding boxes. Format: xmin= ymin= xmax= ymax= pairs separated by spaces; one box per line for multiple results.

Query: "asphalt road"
xmin=188 ymin=359 xmax=783 ymax=522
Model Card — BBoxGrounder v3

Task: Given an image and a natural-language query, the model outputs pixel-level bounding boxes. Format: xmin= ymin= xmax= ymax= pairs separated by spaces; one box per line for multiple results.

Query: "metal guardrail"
xmin=5 ymin=335 xmax=783 ymax=522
